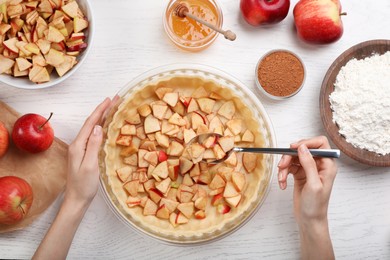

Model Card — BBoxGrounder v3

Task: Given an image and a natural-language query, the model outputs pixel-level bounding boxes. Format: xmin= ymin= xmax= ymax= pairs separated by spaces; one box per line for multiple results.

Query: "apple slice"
xmin=143 ymin=179 xmax=156 ymax=192
xmin=169 ymin=212 xmax=178 ymax=227
xmin=123 ymin=180 xmax=139 ymax=197
xmin=162 ymin=92 xmax=179 ymax=107
xmin=191 ymin=86 xmax=208 ymax=98
xmin=197 ymin=171 xmax=211 ymax=185
xmin=13 ymin=63 xmax=28 ymax=77
xmin=218 ymin=166 xmax=234 ymax=182
xmin=0 ymin=24 xmax=11 ymax=35
xmin=209 ymin=187 xmax=224 ymax=196
xmin=120 ymin=146 xmax=138 ymax=157
xmin=3 ymin=37 xmax=18 ymax=54
xmin=218 ymin=136 xmax=235 ymax=153
xmin=156 ymin=177 xmax=171 ymax=194
xmin=190 ymin=143 xmax=205 ymax=159
xmin=232 ymin=171 xmax=246 ymax=192
xmin=242 ymin=153 xmax=257 ymax=173
xmin=175 ymin=212 xmax=189 ymax=224
xmin=0 ymin=54 xmax=15 ymax=74
xmin=191 ymin=112 xmax=205 ymax=130
xmin=152 ymin=103 xmax=168 ymax=120
xmin=187 ymin=98 xmax=199 ymax=113
xmin=218 ymin=101 xmax=236 ymax=120
xmin=189 ymin=163 xmax=200 ymax=177
xmin=155 ymin=132 xmax=169 ymax=148
xmin=116 ymin=166 xmax=133 ymax=183
xmin=144 ymin=115 xmax=160 ymax=134
xmin=209 ymin=174 xmax=226 ymax=190
xmin=155 ymin=87 xmax=173 ymax=99
xmin=121 ymin=124 xmax=136 ymax=136
xmin=211 ymin=193 xmax=224 ymax=206
xmin=194 ymin=196 xmax=207 ymax=210
xmin=14 ymin=57 xmax=31 ymax=71
xmin=61 ymin=1 xmax=78 ymax=18
xmin=156 ymin=204 xmax=170 ymax=219
xmin=196 ymin=124 xmax=208 ymax=135
xmin=183 ymin=128 xmax=197 ymax=144
xmin=171 ymin=101 xmax=185 ymax=116
xmin=126 ymin=196 xmax=142 ymax=208
xmin=168 ymin=113 xmax=186 ymax=126
xmin=152 ymin=161 xmax=169 ymax=179
xmin=208 ymin=116 xmax=223 ymax=132
xmin=194 ymin=210 xmax=206 ymax=219
xmin=25 ymin=43 xmax=40 ymax=55
xmin=45 ymin=48 xmax=65 ymax=67
xmin=137 ymin=149 xmax=149 ymax=168
xmin=197 ymin=98 xmax=215 ymax=114
xmin=116 ymin=134 xmax=132 ymax=146
xmin=167 ymin=141 xmax=184 ymax=156
xmin=47 ymin=26 xmax=65 ymax=43
xmin=223 ymin=181 xmax=239 ymax=198
xmin=168 ymin=165 xmax=179 ymax=181
xmin=225 ymin=194 xmax=242 ymax=208
xmin=29 ymin=65 xmax=50 ymax=83
xmin=209 ymin=92 xmax=222 ymax=100
xmin=217 ymin=204 xmax=231 ymax=214
xmin=179 ymin=157 xmax=193 ymax=174
xmin=36 ymin=39 xmax=51 ymax=55
xmin=55 ymin=55 xmax=76 ymax=76
xmin=137 ymin=104 xmax=152 ymax=117
xmin=149 ymin=188 xmax=163 ymax=204
xmin=73 ymin=16 xmax=88 ymax=33
xmin=213 ymin=144 xmax=226 ymax=160
xmin=226 ymin=119 xmax=242 ymax=135
xmin=242 ymin=129 xmax=255 ymax=142
xmin=124 ymin=153 xmax=138 ymax=166
xmin=224 ymin=152 xmax=238 ymax=167
xmin=143 ymin=198 xmax=158 ymax=216
xmin=160 ymin=198 xmax=179 ymax=213
xmin=125 ymin=113 xmax=141 ymax=125
xmin=177 ymin=202 xmax=194 ymax=219
xmin=156 ymin=151 xmax=167 ymax=163
xmin=144 ymin=151 xmax=158 ymax=166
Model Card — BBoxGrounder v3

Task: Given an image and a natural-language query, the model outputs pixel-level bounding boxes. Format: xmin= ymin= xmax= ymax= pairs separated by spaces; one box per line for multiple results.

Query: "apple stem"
xmin=39 ymin=112 xmax=53 ymax=130
xmin=340 ymin=12 xmax=347 ymax=16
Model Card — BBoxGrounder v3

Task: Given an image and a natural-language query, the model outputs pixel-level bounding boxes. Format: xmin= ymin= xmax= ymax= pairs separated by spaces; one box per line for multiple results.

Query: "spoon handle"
xmin=233 ymin=147 xmax=340 ymax=158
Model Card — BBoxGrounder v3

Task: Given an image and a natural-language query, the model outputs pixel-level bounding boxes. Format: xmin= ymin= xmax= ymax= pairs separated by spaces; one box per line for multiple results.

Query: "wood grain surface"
xmin=1 ymin=0 xmax=390 ymax=259
xmin=320 ymin=40 xmax=390 ymax=167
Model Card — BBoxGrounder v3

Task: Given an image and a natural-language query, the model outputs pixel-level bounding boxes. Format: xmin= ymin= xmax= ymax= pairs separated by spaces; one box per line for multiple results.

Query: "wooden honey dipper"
xmin=174 ymin=3 xmax=236 ymax=41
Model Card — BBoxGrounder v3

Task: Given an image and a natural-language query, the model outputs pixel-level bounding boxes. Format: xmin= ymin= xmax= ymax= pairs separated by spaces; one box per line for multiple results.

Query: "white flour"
xmin=329 ymin=51 xmax=390 ymax=155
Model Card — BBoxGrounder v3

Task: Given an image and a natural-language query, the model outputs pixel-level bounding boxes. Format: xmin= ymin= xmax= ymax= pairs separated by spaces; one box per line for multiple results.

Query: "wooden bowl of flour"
xmin=320 ymin=39 xmax=390 ymax=167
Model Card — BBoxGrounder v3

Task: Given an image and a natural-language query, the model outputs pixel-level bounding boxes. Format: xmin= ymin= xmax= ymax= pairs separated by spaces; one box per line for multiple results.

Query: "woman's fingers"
xmin=75 ymin=98 xmax=111 ymax=144
xmin=290 ymin=136 xmax=331 ymax=150
xmin=82 ymin=125 xmax=103 ymax=172
xmin=297 ymin=144 xmax=321 ymax=186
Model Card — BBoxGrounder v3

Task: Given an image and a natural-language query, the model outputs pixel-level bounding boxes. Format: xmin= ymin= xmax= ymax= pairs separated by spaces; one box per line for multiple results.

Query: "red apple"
xmin=0 ymin=121 xmax=9 ymax=158
xmin=12 ymin=113 xmax=54 ymax=153
xmin=240 ymin=0 xmax=290 ymax=26
xmin=0 ymin=176 xmax=33 ymax=225
xmin=293 ymin=0 xmax=346 ymax=44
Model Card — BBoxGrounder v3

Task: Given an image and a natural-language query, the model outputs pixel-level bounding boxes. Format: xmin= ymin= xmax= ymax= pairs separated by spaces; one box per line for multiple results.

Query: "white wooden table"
xmin=1 ymin=0 xmax=390 ymax=259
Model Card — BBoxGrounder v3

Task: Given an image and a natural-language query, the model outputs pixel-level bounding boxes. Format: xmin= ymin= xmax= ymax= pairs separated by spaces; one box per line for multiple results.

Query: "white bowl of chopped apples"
xmin=99 ymin=64 xmax=277 ymax=244
xmin=0 ymin=0 xmax=93 ymax=89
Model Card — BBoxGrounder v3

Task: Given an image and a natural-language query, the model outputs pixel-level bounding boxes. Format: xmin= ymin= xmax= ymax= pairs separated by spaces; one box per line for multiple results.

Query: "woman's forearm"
xmin=33 ymin=198 xmax=90 ymax=260
xmin=299 ymin=219 xmax=335 ymax=260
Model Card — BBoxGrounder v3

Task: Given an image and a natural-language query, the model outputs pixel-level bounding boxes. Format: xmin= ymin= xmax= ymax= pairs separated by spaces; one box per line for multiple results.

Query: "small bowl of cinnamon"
xmin=255 ymin=49 xmax=305 ymax=100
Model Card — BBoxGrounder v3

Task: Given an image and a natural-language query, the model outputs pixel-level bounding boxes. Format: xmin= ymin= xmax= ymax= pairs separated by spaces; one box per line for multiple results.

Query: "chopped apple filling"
xmin=115 ymin=87 xmax=259 ymax=227
xmin=0 ymin=0 xmax=89 ymax=83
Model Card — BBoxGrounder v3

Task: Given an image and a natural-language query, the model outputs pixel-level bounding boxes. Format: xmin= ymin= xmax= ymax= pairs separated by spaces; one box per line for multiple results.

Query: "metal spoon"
xmin=188 ymin=133 xmax=340 ymax=164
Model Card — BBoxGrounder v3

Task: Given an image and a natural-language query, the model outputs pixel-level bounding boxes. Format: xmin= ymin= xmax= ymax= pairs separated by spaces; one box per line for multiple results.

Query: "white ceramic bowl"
xmin=0 ymin=0 xmax=94 ymax=89
xmin=99 ymin=64 xmax=277 ymax=245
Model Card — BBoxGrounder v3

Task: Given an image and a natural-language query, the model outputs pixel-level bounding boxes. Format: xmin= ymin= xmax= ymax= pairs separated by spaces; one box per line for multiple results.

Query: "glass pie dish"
xmin=98 ymin=64 xmax=276 ymax=245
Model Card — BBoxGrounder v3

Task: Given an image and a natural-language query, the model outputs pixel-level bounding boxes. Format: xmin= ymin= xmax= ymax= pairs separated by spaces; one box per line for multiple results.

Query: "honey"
xmin=164 ymin=0 xmax=223 ymax=51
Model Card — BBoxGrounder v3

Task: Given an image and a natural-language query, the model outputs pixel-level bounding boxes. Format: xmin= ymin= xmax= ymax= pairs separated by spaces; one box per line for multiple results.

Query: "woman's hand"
xmin=277 ymin=136 xmax=337 ymax=260
xmin=64 ymin=97 xmax=114 ymax=206
xmin=33 ymin=98 xmax=115 ymax=260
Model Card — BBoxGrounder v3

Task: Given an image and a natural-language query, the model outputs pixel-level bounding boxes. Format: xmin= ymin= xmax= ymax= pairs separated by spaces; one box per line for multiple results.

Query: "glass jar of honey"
xmin=164 ymin=0 xmax=223 ymax=52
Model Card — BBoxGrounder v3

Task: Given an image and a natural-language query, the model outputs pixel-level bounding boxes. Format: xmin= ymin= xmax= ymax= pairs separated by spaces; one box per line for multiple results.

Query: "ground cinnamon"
xmin=257 ymin=50 xmax=305 ymax=97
